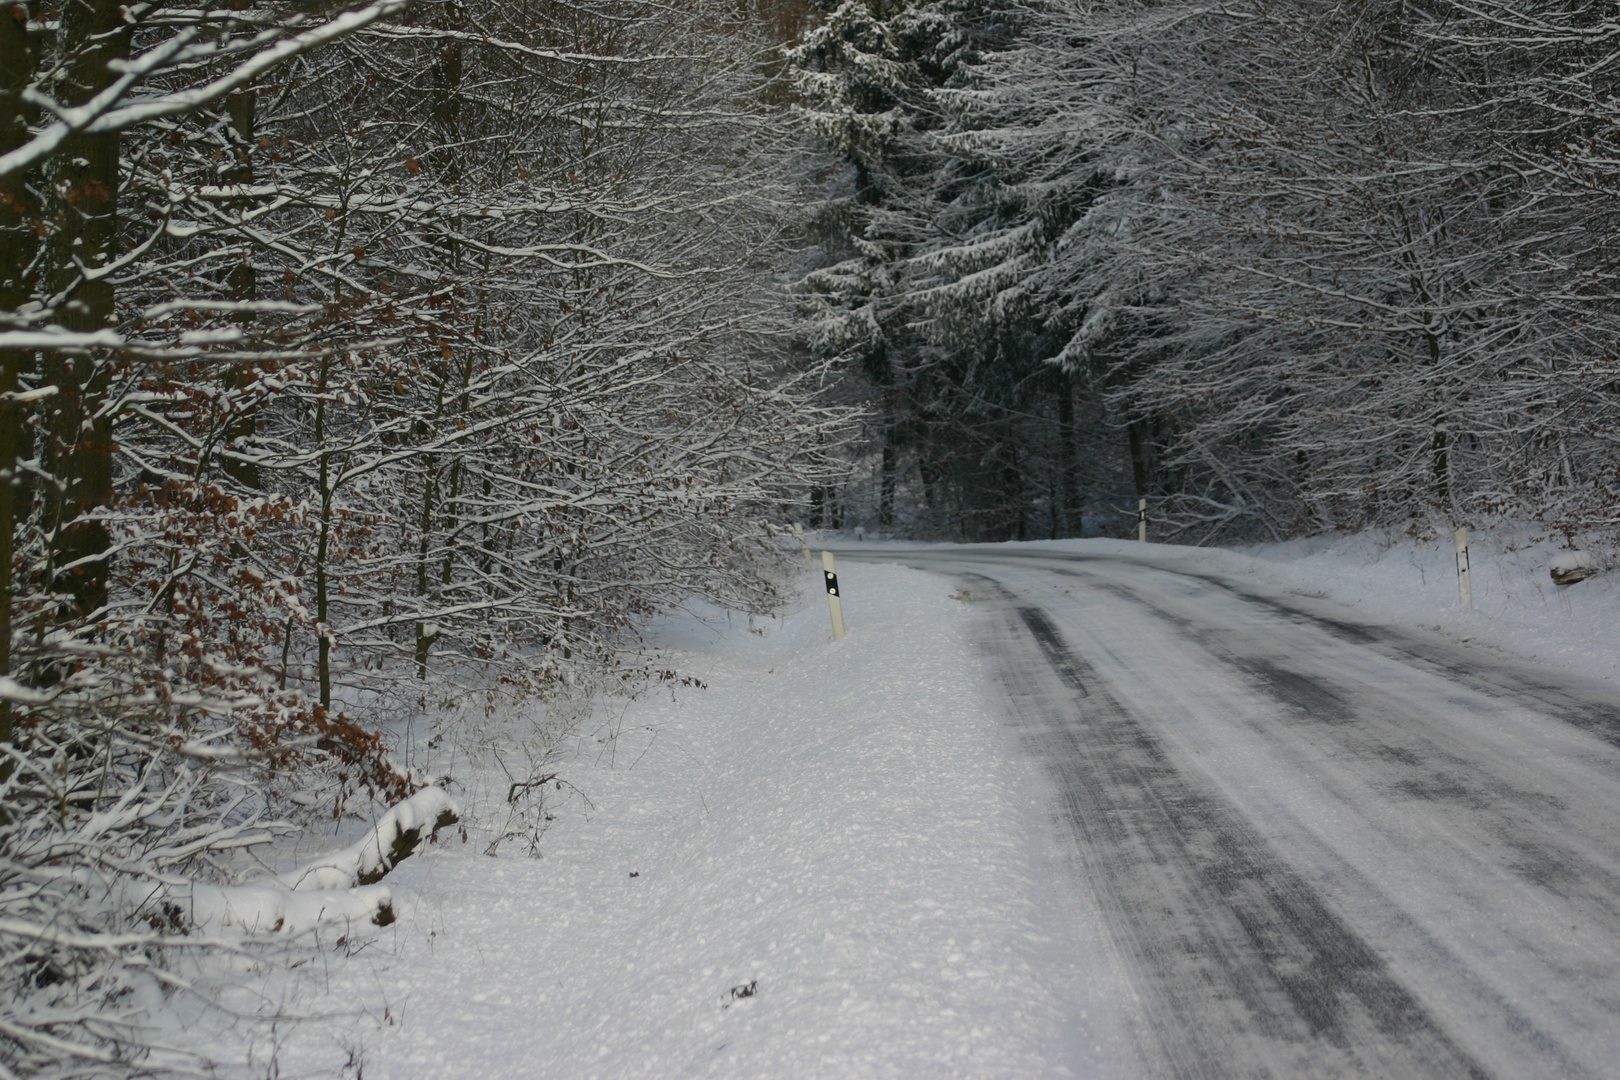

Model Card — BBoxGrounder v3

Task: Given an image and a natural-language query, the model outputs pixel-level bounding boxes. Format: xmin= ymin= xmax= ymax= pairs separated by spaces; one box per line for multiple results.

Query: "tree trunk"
xmin=41 ymin=0 xmax=128 ymax=622
xmin=879 ymin=421 xmax=897 ymax=529
xmin=314 ymin=358 xmax=333 ymax=709
xmin=414 ymin=466 xmax=438 ymax=679
xmin=1432 ymin=422 xmax=1450 ymax=508
xmin=1008 ymin=447 xmax=1026 ymax=541
xmin=1056 ymin=373 xmax=1079 ymax=537
xmin=1128 ymin=417 xmax=1151 ymax=501
xmin=0 ymin=0 xmax=36 ymax=756
xmin=222 ymin=91 xmax=261 ymax=488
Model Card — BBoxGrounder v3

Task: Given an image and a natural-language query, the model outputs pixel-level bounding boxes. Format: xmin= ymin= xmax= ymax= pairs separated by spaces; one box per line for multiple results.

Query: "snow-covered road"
xmin=189 ymin=540 xmax=1620 ymax=1079
xmin=851 ymin=543 xmax=1620 ymax=1079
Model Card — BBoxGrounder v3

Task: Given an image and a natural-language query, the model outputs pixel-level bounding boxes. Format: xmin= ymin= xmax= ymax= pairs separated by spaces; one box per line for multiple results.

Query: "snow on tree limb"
xmin=0 ymin=0 xmax=418 ymax=178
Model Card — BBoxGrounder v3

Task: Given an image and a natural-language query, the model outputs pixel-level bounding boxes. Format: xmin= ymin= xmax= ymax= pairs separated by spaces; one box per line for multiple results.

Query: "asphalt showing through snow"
xmin=840 ymin=546 xmax=1620 ymax=1079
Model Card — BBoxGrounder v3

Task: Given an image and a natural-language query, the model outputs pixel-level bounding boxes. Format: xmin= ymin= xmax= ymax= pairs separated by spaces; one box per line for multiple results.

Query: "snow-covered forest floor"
xmin=176 ymin=560 xmax=1104 ymax=1078
xmin=167 ymin=525 xmax=1620 ymax=1078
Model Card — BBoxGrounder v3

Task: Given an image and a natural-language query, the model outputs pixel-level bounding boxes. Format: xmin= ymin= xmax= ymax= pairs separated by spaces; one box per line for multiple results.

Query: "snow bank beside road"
xmin=1233 ymin=526 xmax=1620 ymax=681
xmin=186 ymin=561 xmax=1090 ymax=1078
xmin=842 ymin=525 xmax=1620 ymax=684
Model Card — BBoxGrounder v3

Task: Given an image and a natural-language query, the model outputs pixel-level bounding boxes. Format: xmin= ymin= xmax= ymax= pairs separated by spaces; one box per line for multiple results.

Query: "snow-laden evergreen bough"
xmin=0 ymin=0 xmax=847 ymax=1074
xmin=788 ymin=0 xmax=1620 ymax=543
xmin=788 ymin=0 xmax=1074 ymax=539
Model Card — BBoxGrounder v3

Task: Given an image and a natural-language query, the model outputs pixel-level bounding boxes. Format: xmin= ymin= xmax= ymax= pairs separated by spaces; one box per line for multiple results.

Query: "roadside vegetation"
xmin=0 ymin=1 xmax=843 ymax=1073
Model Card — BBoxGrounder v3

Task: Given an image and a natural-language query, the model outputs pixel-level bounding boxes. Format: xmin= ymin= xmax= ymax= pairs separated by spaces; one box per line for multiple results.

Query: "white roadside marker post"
xmin=821 ymin=550 xmax=846 ymax=640
xmin=793 ymin=522 xmax=812 ymax=566
xmin=1455 ymin=527 xmax=1474 ymax=609
xmin=1138 ymin=498 xmax=1148 ymax=543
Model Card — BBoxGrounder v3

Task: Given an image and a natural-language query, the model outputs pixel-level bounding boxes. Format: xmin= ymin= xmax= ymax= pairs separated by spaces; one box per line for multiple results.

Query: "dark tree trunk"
xmin=879 ymin=423 xmax=897 ymax=528
xmin=314 ymin=357 xmax=334 ymax=709
xmin=1128 ymin=417 xmax=1151 ymax=501
xmin=222 ymin=91 xmax=262 ymax=488
xmin=41 ymin=0 xmax=129 ymax=622
xmin=0 ymin=0 xmax=37 ymax=753
xmin=1056 ymin=373 xmax=1079 ymax=537
xmin=1432 ymin=423 xmax=1450 ymax=507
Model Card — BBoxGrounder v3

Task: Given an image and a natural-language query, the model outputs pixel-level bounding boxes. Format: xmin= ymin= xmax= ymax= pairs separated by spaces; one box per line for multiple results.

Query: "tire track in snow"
xmin=1058 ymin=569 xmax=1620 ymax=1079
xmin=1083 ymin=572 xmax=1620 ymax=926
xmin=852 ymin=547 xmax=1620 ymax=1076
xmin=984 ymin=583 xmax=1490 ymax=1079
xmin=1093 ymin=558 xmax=1620 ymax=752
xmin=889 ymin=544 xmax=1620 ymax=751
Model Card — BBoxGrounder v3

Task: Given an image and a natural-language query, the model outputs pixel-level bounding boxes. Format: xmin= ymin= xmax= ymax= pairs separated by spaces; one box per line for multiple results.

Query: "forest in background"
xmin=7 ymin=0 xmax=1620 ymax=1075
xmin=793 ymin=0 xmax=1620 ymax=545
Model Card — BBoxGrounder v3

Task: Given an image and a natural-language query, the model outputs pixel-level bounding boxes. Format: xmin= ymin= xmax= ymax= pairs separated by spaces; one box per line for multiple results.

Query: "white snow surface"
xmin=176 ymin=523 xmax=1620 ymax=1077
xmin=184 ymin=562 xmax=1095 ymax=1078
xmin=850 ymin=522 xmax=1620 ymax=684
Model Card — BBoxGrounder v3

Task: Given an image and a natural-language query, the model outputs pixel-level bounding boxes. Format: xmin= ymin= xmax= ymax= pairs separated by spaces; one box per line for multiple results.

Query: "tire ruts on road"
xmin=994 ymin=595 xmax=1491 ymax=1080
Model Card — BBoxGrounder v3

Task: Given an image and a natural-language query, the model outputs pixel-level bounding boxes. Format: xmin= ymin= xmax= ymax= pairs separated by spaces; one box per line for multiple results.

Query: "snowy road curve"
xmin=846 ymin=545 xmax=1620 ymax=1080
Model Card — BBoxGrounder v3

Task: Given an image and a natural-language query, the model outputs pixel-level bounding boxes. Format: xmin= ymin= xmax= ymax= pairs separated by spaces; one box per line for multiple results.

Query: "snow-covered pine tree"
xmin=903 ymin=0 xmax=1148 ymax=537
xmin=886 ymin=0 xmax=1620 ymax=542
xmin=790 ymin=0 xmax=931 ymax=530
xmin=792 ymin=0 xmax=1103 ymax=540
xmin=1066 ymin=0 xmax=1620 ymax=539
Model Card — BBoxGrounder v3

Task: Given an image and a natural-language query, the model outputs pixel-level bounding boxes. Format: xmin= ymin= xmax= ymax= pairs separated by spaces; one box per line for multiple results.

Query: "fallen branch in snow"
xmin=507 ymin=772 xmax=559 ymax=805
xmin=1550 ymin=551 xmax=1599 ymax=586
xmin=184 ymin=787 xmax=459 ymax=933
xmin=280 ymin=785 xmax=460 ymax=891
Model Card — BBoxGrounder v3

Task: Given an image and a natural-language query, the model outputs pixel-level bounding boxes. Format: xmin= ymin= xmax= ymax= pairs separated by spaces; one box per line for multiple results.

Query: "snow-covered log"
xmin=176 ymin=787 xmax=456 ymax=934
xmin=281 ymin=786 xmax=460 ymax=892
xmin=1551 ymin=552 xmax=1599 ymax=587
xmin=187 ymin=881 xmax=399 ymax=934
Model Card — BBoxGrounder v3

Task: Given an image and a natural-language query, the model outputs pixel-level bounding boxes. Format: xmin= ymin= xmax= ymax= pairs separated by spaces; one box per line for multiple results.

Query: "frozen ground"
xmin=180 ymin=561 xmax=1103 ymax=1079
